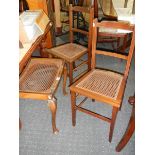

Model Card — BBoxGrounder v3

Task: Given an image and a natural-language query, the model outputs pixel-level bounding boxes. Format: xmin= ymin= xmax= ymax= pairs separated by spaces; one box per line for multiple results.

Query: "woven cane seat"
xmin=46 ymin=43 xmax=87 ymax=62
xmin=76 ymin=69 xmax=123 ymax=100
xmin=19 ymin=58 xmax=64 ymax=94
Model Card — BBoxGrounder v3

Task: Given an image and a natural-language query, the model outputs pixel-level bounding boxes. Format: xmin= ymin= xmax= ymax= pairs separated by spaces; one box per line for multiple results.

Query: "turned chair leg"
xmin=71 ymin=91 xmax=76 ymax=126
xmin=48 ymin=97 xmax=59 ymax=134
xmin=109 ymin=107 xmax=119 ymax=142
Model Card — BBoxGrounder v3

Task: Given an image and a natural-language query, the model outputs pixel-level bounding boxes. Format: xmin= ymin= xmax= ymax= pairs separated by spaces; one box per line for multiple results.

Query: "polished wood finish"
xmin=116 ymin=95 xmax=135 ymax=152
xmin=19 ymin=58 xmax=64 ymax=134
xmin=93 ymin=0 xmax=98 ymax=18
xmin=19 ymin=23 xmax=65 ymax=134
xmin=46 ymin=5 xmax=94 ymax=93
xmin=70 ymin=19 xmax=135 ymax=142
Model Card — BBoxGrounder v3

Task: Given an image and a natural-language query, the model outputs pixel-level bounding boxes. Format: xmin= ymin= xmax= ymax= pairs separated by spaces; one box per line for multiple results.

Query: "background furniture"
xmin=19 ymin=18 xmax=52 ymax=74
xmin=46 ymin=4 xmax=94 ymax=93
xmin=26 ymin=0 xmax=55 ymax=56
xmin=116 ymin=95 xmax=135 ymax=152
xmin=70 ymin=19 xmax=135 ymax=142
xmin=96 ymin=0 xmax=135 ymax=52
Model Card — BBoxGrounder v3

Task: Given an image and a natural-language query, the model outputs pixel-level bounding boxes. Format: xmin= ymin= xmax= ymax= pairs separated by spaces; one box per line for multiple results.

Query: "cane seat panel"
xmin=76 ymin=69 xmax=123 ymax=100
xmin=19 ymin=58 xmax=64 ymax=94
xmin=46 ymin=43 xmax=87 ymax=62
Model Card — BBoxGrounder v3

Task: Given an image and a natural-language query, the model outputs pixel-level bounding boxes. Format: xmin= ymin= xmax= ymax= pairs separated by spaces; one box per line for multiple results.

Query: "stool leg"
xmin=48 ymin=97 xmax=59 ymax=134
xmin=63 ymin=64 xmax=68 ymax=95
xmin=109 ymin=107 xmax=119 ymax=142
xmin=71 ymin=91 xmax=76 ymax=126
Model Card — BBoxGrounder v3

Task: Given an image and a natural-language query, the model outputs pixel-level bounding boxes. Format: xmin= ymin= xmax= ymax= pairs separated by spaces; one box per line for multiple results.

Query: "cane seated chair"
xmin=19 ymin=58 xmax=64 ymax=134
xmin=70 ymin=19 xmax=135 ymax=142
xmin=46 ymin=4 xmax=94 ymax=93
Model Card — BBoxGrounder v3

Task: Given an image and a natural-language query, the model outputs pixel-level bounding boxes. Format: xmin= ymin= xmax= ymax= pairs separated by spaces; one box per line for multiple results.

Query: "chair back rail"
xmin=69 ymin=4 xmax=94 ymax=70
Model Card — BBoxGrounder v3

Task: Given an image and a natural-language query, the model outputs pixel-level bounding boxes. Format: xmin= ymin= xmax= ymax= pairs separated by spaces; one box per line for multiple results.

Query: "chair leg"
xmin=116 ymin=106 xmax=135 ymax=152
xmin=116 ymin=96 xmax=135 ymax=152
xmin=69 ymin=62 xmax=73 ymax=86
xmin=109 ymin=107 xmax=119 ymax=142
xmin=19 ymin=118 xmax=22 ymax=130
xmin=63 ymin=64 xmax=68 ymax=95
xmin=71 ymin=91 xmax=76 ymax=126
xmin=48 ymin=97 xmax=59 ymax=134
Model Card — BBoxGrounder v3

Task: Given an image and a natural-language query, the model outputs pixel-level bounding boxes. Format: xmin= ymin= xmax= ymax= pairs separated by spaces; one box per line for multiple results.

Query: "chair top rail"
xmin=94 ymin=19 xmax=134 ymax=31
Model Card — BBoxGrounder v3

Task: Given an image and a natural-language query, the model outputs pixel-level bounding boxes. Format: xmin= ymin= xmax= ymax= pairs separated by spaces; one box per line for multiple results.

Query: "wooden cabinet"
xmin=27 ymin=0 xmax=55 ymax=56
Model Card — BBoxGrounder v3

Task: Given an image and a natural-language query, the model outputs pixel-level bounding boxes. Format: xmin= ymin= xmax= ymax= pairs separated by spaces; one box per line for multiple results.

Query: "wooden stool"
xmin=19 ymin=58 xmax=64 ymax=134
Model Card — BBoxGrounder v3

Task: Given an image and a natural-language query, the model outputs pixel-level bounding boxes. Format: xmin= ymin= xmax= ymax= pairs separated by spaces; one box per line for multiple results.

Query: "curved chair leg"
xmin=63 ymin=64 xmax=68 ymax=95
xmin=71 ymin=91 xmax=76 ymax=126
xmin=109 ymin=107 xmax=119 ymax=142
xmin=116 ymin=106 xmax=135 ymax=152
xmin=48 ymin=97 xmax=59 ymax=134
xmin=116 ymin=115 xmax=134 ymax=151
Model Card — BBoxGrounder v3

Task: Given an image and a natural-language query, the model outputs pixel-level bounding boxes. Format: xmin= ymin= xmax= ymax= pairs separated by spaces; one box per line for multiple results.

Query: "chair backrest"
xmin=69 ymin=4 xmax=94 ymax=50
xmin=91 ymin=19 xmax=135 ymax=81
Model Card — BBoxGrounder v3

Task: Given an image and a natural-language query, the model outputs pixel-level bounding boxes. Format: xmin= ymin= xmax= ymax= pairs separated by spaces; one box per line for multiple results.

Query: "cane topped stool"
xmin=19 ymin=58 xmax=64 ymax=134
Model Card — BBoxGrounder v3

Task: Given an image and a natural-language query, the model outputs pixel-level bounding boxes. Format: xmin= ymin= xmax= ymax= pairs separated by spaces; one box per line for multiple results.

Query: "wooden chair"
xmin=70 ymin=19 xmax=135 ymax=142
xmin=45 ymin=4 xmax=94 ymax=93
xmin=116 ymin=95 xmax=135 ymax=152
xmin=19 ymin=58 xmax=65 ymax=134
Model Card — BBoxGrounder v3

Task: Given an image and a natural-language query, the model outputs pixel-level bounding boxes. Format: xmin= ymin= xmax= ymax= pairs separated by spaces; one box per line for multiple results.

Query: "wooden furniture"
xmin=19 ymin=18 xmax=67 ymax=133
xmin=19 ymin=58 xmax=64 ymax=134
xmin=96 ymin=0 xmax=135 ymax=52
xmin=70 ymin=19 xmax=135 ymax=142
xmin=116 ymin=95 xmax=135 ymax=152
xmin=26 ymin=0 xmax=55 ymax=56
xmin=46 ymin=4 xmax=94 ymax=93
xmin=19 ymin=21 xmax=52 ymax=74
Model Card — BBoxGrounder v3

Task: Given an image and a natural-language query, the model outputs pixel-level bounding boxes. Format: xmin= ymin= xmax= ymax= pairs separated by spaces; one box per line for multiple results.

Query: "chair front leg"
xmin=69 ymin=62 xmax=73 ymax=86
xmin=63 ymin=63 xmax=68 ymax=95
xmin=109 ymin=106 xmax=119 ymax=142
xmin=71 ymin=91 xmax=76 ymax=126
xmin=48 ymin=96 xmax=59 ymax=134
